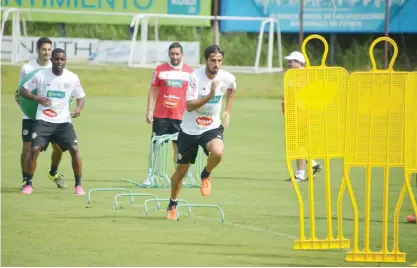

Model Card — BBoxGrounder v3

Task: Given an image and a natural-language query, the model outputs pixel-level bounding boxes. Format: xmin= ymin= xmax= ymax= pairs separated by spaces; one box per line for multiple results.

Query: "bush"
xmin=3 ymin=21 xmax=416 ymax=71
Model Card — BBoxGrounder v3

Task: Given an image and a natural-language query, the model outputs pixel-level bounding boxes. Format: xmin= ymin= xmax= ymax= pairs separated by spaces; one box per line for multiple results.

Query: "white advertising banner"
xmin=1 ymin=36 xmax=100 ymax=63
xmin=1 ymin=36 xmax=200 ymax=65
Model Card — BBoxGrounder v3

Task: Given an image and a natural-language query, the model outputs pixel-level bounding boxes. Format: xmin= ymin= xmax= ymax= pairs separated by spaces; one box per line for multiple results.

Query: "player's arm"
xmin=223 ymin=77 xmax=236 ymax=128
xmin=147 ymin=86 xmax=158 ymax=112
xmin=186 ymin=77 xmax=217 ymax=112
xmin=19 ymin=73 xmax=51 ymax=106
xmin=71 ymin=76 xmax=86 ymax=118
xmin=146 ymin=69 xmax=160 ymax=123
xmin=224 ymin=78 xmax=236 ymax=114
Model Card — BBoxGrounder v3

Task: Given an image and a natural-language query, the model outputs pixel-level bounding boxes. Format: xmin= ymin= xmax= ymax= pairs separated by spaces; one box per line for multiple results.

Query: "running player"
xmin=282 ymin=51 xmax=321 ymax=182
xmin=15 ymin=37 xmax=67 ymax=190
xmin=144 ymin=42 xmax=193 ymax=186
xmin=166 ymin=45 xmax=237 ymax=220
xmin=19 ymin=48 xmax=86 ymax=195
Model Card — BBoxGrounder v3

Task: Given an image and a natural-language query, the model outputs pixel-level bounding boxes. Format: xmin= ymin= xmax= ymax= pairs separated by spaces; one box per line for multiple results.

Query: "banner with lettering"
xmin=220 ymin=0 xmax=417 ymax=33
xmin=2 ymin=0 xmax=211 ymax=26
xmin=1 ymin=36 xmax=201 ymax=65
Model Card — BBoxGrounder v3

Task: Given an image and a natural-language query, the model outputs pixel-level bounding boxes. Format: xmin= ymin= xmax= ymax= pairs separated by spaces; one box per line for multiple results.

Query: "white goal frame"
xmin=129 ymin=14 xmax=283 ymax=73
xmin=1 ymin=8 xmax=283 ymax=73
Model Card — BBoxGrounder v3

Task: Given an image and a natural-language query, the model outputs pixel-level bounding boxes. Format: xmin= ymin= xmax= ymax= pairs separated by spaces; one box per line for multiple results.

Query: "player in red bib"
xmin=144 ymin=42 xmax=193 ymax=185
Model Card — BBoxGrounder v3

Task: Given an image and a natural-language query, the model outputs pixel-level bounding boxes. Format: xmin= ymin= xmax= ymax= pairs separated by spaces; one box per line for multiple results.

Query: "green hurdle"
xmin=176 ymin=204 xmax=225 ymax=223
xmin=113 ymin=193 xmax=159 ymax=210
xmin=121 ymin=133 xmax=206 ymax=189
xmin=87 ymin=188 xmax=133 ymax=204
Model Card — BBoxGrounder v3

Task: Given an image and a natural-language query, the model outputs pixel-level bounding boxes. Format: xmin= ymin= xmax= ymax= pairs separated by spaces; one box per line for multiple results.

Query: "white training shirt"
xmin=22 ymin=68 xmax=86 ymax=124
xmin=180 ymin=66 xmax=236 ymax=135
xmin=19 ymin=59 xmax=52 ymax=119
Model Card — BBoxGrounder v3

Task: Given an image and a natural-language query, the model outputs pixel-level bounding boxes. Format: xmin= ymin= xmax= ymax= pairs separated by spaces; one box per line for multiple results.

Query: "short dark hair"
xmin=169 ymin=42 xmax=183 ymax=52
xmin=204 ymin=45 xmax=224 ymax=60
xmin=36 ymin=37 xmax=52 ymax=49
xmin=51 ymin=48 xmax=66 ymax=58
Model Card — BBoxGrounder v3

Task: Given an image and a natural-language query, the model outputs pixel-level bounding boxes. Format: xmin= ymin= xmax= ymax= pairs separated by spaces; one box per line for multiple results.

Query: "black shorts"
xmin=22 ymin=119 xmax=36 ymax=142
xmin=176 ymin=125 xmax=224 ymax=164
xmin=152 ymin=117 xmax=181 ymax=143
xmin=31 ymin=120 xmax=78 ymax=152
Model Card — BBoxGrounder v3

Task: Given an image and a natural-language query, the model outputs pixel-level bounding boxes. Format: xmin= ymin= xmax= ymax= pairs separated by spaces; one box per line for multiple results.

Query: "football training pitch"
xmin=1 ymin=65 xmax=416 ymax=266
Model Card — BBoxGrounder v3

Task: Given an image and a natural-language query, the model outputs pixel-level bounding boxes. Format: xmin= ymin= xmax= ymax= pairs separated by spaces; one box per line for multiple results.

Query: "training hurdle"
xmin=176 ymin=204 xmax=225 ymax=223
xmin=121 ymin=133 xmax=206 ymax=188
xmin=113 ymin=193 xmax=160 ymax=210
xmin=88 ymin=132 xmax=225 ymax=221
xmin=340 ymin=37 xmax=412 ymax=263
xmin=87 ymin=191 xmax=225 ymax=222
xmin=86 ymin=188 xmax=160 ymax=211
xmin=284 ymin=34 xmax=350 ymax=250
xmin=88 ymin=188 xmax=133 ymax=204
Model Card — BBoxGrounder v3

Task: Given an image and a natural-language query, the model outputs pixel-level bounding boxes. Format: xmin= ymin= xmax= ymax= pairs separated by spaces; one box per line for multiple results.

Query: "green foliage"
xmin=3 ymin=21 xmax=416 ymax=71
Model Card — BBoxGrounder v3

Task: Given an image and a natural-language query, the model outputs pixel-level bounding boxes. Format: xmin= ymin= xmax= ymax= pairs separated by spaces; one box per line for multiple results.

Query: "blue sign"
xmin=167 ymin=0 xmax=201 ymax=15
xmin=220 ymin=0 xmax=417 ymax=33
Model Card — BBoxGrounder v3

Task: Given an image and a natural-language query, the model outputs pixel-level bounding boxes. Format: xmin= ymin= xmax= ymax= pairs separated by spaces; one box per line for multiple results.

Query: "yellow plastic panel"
xmin=343 ymin=37 xmax=409 ymax=263
xmin=284 ymin=34 xmax=349 ymax=250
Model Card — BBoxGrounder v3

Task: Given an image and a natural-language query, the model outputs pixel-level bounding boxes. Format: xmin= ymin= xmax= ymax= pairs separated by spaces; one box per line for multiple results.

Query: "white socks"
xmin=295 ymin=170 xmax=305 ymax=180
xmin=295 ymin=160 xmax=319 ymax=180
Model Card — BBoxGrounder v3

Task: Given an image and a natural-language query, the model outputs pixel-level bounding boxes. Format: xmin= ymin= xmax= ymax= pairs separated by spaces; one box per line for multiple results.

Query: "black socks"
xmin=49 ymin=165 xmax=58 ymax=176
xmin=201 ymin=167 xmax=211 ymax=180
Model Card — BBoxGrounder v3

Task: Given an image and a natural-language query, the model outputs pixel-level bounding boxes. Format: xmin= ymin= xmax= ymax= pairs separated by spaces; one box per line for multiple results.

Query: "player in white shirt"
xmin=166 ymin=45 xmax=237 ymax=220
xmin=15 ymin=37 xmax=67 ymax=190
xmin=19 ymin=48 xmax=86 ymax=195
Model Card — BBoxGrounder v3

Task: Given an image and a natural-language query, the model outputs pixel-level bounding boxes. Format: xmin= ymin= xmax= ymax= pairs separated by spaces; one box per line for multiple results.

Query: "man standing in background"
xmin=144 ymin=42 xmax=193 ymax=186
xmin=15 ymin=37 xmax=67 ymax=190
xmin=282 ymin=51 xmax=321 ymax=182
xmin=19 ymin=48 xmax=86 ymax=195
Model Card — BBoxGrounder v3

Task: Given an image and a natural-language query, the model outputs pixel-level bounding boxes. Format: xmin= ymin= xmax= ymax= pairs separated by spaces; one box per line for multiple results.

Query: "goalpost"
xmin=1 ymin=8 xmax=283 ymax=73
xmin=128 ymin=14 xmax=284 ymax=73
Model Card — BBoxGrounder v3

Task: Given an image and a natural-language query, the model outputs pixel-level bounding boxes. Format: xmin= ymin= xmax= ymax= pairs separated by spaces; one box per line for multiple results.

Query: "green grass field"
xmin=1 ymin=65 xmax=416 ymax=266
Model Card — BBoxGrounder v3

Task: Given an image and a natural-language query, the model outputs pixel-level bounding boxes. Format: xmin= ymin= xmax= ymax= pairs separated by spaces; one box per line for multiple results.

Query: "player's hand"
xmin=146 ymin=110 xmax=153 ymax=124
xmin=71 ymin=108 xmax=81 ymax=118
xmin=223 ymin=111 xmax=231 ymax=128
xmin=14 ymin=89 xmax=20 ymax=105
xmin=210 ymin=80 xmax=219 ymax=96
xmin=36 ymin=96 xmax=52 ymax=107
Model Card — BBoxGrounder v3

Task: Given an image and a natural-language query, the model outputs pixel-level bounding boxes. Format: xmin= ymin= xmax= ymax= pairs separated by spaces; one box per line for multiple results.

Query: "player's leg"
xmin=48 ymin=143 xmax=67 ymax=189
xmin=198 ymin=126 xmax=225 ymax=197
xmin=20 ymin=119 xmax=35 ymax=189
xmin=22 ymin=121 xmax=54 ymax=194
xmin=295 ymin=159 xmax=307 ymax=181
xmin=169 ymin=119 xmax=182 ymax=164
xmin=285 ymin=159 xmax=322 ymax=182
xmin=167 ymin=130 xmax=199 ymax=220
xmin=307 ymin=159 xmax=322 ymax=180
xmin=56 ymin=123 xmax=85 ymax=195
xmin=168 ymin=119 xmax=190 ymax=186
